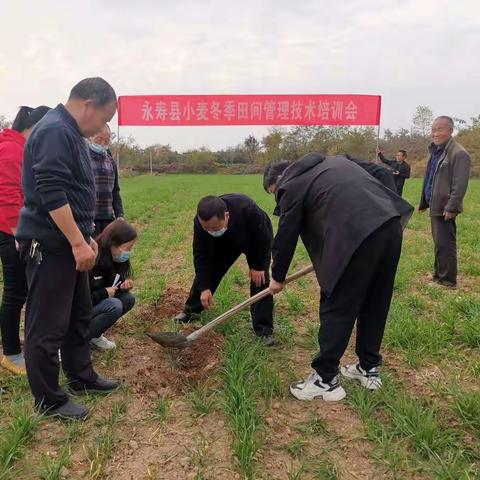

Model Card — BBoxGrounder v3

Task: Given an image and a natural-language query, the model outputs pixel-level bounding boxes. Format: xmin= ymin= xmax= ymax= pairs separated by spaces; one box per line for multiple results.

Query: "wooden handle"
xmin=186 ymin=265 xmax=314 ymax=342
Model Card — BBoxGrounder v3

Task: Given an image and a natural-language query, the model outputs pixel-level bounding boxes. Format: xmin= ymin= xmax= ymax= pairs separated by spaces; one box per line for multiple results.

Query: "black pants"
xmin=93 ymin=218 xmax=114 ymax=238
xmin=23 ymin=244 xmax=97 ymax=408
xmin=184 ymin=253 xmax=274 ymax=336
xmin=312 ymin=218 xmax=403 ymax=382
xmin=0 ymin=232 xmax=28 ymax=356
xmin=431 ymin=216 xmax=457 ymax=285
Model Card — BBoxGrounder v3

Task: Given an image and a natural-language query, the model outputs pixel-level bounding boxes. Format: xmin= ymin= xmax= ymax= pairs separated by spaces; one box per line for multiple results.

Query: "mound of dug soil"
xmin=173 ymin=326 xmax=224 ymax=382
xmin=114 ymin=326 xmax=224 ymax=396
xmin=153 ymin=286 xmax=187 ymax=318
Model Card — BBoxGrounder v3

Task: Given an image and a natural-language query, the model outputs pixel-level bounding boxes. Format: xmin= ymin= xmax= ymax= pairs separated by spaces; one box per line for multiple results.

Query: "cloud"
xmin=1 ymin=0 xmax=479 ymax=150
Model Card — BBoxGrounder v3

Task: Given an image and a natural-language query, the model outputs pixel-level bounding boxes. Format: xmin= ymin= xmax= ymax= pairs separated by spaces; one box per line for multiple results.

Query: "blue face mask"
xmin=90 ymin=143 xmax=106 ymax=155
xmin=113 ymin=251 xmax=131 ymax=263
xmin=208 ymin=227 xmax=227 ymax=238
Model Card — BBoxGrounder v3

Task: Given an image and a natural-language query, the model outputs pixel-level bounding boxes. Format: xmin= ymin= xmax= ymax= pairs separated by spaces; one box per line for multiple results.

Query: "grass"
xmin=284 ymin=436 xmax=308 ymax=459
xmin=84 ymin=397 xmax=128 ymax=479
xmin=222 ymin=336 xmax=267 ymax=478
xmin=186 ymin=384 xmax=218 ymax=418
xmin=1 ymin=175 xmax=480 ymax=478
xmin=38 ymin=422 xmax=84 ymax=480
xmin=453 ymin=390 xmax=480 ymax=437
xmin=0 ymin=400 xmax=41 ymax=479
xmin=346 ymin=376 xmax=480 ymax=477
xmin=314 ymin=459 xmax=339 ymax=480
xmin=150 ymin=395 xmax=171 ymax=426
xmin=40 ymin=446 xmax=70 ymax=480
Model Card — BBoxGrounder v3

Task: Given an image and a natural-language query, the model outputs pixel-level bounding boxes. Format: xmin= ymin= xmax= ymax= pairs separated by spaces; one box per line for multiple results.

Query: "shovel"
xmin=146 ymin=265 xmax=314 ymax=349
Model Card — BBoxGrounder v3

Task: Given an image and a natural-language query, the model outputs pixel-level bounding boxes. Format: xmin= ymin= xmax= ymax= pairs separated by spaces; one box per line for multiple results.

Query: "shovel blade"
xmin=146 ymin=331 xmax=190 ymax=349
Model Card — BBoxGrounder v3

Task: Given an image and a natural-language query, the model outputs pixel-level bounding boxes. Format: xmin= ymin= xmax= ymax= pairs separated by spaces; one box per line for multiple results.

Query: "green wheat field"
xmin=1 ymin=175 xmax=479 ymax=480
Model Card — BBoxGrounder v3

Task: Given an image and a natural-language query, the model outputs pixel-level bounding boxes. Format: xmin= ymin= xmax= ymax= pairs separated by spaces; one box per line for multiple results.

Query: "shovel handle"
xmin=186 ymin=265 xmax=314 ymax=342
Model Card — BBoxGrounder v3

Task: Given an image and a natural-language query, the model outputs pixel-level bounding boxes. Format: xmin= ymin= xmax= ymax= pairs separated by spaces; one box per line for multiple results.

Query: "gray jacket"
xmin=419 ymin=138 xmax=470 ymax=216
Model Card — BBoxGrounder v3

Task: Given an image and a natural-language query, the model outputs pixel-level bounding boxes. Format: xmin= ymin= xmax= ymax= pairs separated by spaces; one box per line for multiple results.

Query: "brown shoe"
xmin=1 ymin=355 xmax=26 ymax=376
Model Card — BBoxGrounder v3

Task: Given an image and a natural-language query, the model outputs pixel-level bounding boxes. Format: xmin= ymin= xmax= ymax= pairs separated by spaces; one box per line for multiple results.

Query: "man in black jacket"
xmin=346 ymin=154 xmax=396 ymax=192
xmin=17 ymin=78 xmax=119 ymax=420
xmin=377 ymin=149 xmax=411 ymax=196
xmin=174 ymin=194 xmax=275 ymax=345
xmin=264 ymin=154 xmax=413 ymax=401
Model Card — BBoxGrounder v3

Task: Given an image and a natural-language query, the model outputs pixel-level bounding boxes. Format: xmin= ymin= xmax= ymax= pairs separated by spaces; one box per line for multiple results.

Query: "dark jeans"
xmin=185 ymin=253 xmax=274 ymax=336
xmin=431 ymin=216 xmax=457 ymax=285
xmin=23 ymin=243 xmax=97 ymax=408
xmin=0 ymin=232 xmax=28 ymax=356
xmin=93 ymin=218 xmax=114 ymax=238
xmin=90 ymin=291 xmax=135 ymax=339
xmin=312 ymin=218 xmax=403 ymax=382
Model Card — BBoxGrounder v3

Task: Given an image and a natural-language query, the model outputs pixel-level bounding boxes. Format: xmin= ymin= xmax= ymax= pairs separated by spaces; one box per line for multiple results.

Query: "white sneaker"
xmin=290 ymin=372 xmax=346 ymax=402
xmin=341 ymin=363 xmax=382 ymax=390
xmin=90 ymin=335 xmax=116 ymax=351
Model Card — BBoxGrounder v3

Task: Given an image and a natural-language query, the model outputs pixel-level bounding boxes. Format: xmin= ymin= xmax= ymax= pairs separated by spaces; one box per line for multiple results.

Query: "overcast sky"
xmin=1 ymin=0 xmax=479 ymax=151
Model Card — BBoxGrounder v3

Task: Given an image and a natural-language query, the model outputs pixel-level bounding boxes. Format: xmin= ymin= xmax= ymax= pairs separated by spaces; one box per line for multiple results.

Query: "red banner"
xmin=118 ymin=94 xmax=381 ymax=126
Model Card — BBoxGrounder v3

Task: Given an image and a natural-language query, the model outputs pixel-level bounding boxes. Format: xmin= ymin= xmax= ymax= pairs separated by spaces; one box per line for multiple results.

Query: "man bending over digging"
xmin=265 ymin=153 xmax=414 ymax=401
xmin=173 ymin=194 xmax=275 ymax=346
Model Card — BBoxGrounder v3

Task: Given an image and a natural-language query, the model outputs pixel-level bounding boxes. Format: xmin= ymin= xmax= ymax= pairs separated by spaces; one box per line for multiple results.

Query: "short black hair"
xmin=435 ymin=116 xmax=454 ymax=129
xmin=197 ymin=196 xmax=227 ymax=221
xmin=263 ymin=161 xmax=291 ymax=192
xmin=11 ymin=105 xmax=50 ymax=132
xmin=398 ymin=149 xmax=407 ymax=158
xmin=69 ymin=77 xmax=117 ymax=107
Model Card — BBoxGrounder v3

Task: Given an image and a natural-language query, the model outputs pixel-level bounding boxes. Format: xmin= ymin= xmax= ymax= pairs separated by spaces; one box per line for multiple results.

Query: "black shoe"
xmin=41 ymin=399 xmax=89 ymax=420
xmin=173 ymin=312 xmax=199 ymax=324
xmin=68 ymin=377 xmax=120 ymax=396
xmin=438 ymin=280 xmax=457 ymax=289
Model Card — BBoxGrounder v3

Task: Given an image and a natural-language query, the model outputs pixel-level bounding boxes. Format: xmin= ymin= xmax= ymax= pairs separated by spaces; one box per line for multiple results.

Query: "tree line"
xmin=2 ymin=106 xmax=479 ymax=176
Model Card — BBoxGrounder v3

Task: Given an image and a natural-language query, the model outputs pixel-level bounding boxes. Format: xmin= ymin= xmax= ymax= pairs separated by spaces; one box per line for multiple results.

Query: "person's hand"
xmin=250 ymin=269 xmax=266 ymax=288
xmin=106 ymin=286 xmax=117 ymax=298
xmin=393 ymin=171 xmax=400 ymax=175
xmin=15 ymin=240 xmax=20 ymax=252
xmin=90 ymin=238 xmax=98 ymax=259
xmin=72 ymin=240 xmax=96 ymax=272
xmin=200 ymin=289 xmax=213 ymax=310
xmin=120 ymin=279 xmax=133 ymax=290
xmin=269 ymin=279 xmax=285 ymax=294
xmin=444 ymin=211 xmax=457 ymax=221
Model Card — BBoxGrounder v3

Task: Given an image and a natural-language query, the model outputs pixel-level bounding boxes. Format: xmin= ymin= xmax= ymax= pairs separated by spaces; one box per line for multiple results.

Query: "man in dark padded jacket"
xmin=17 ymin=78 xmax=119 ymax=420
xmin=173 ymin=194 xmax=275 ymax=345
xmin=264 ymin=153 xmax=414 ymax=402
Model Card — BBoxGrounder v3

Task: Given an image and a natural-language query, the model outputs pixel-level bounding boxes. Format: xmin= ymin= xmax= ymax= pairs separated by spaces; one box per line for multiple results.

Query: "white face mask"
xmin=208 ymin=227 xmax=227 ymax=238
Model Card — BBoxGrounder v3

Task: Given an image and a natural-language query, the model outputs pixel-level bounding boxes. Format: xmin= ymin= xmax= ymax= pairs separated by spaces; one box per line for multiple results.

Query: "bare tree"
xmin=244 ymin=135 xmax=261 ymax=163
xmin=0 ymin=115 xmax=11 ymax=131
xmin=412 ymin=106 xmax=434 ymax=137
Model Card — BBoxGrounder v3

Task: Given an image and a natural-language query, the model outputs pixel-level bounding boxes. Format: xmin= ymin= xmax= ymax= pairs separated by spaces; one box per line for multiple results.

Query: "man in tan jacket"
xmin=419 ymin=116 xmax=471 ymax=288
